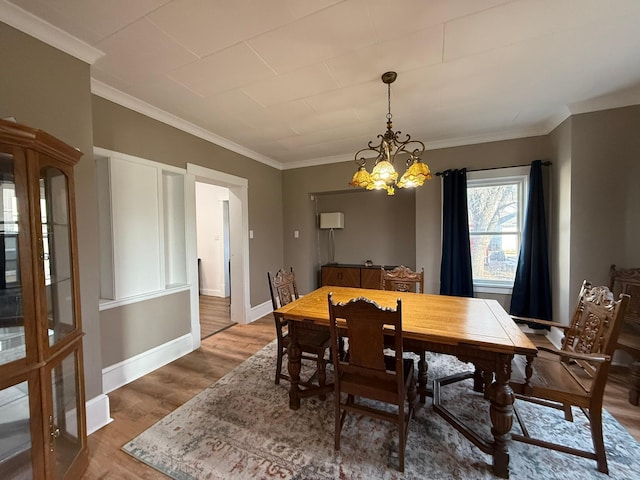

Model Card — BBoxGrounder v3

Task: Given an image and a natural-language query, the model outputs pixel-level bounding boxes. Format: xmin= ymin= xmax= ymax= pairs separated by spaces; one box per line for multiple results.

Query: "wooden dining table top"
xmin=275 ymin=286 xmax=537 ymax=356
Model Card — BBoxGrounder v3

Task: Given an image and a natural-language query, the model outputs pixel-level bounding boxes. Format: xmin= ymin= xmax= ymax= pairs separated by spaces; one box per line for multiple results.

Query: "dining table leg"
xmin=418 ymin=350 xmax=428 ymax=403
xmin=287 ymin=324 xmax=302 ymax=410
xmin=487 ymin=353 xmax=515 ymax=479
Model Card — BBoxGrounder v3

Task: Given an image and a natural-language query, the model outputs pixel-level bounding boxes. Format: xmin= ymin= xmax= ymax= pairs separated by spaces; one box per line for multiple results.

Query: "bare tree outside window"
xmin=467 ymin=174 xmax=526 ymax=286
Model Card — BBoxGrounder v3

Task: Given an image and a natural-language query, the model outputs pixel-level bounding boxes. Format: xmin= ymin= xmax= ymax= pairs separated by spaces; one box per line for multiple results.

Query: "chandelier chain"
xmin=387 ymin=83 xmax=392 ymax=121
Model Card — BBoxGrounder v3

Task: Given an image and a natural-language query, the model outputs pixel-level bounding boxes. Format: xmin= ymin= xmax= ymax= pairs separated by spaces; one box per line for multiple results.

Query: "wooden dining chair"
xmin=381 ymin=265 xmax=424 ymax=293
xmin=381 ymin=266 xmax=429 ymax=402
xmin=609 ymin=264 xmax=640 ymax=405
xmin=267 ymin=268 xmax=330 ymax=387
xmin=327 ymin=293 xmax=416 ymax=472
xmin=509 ymin=281 xmax=630 ymax=474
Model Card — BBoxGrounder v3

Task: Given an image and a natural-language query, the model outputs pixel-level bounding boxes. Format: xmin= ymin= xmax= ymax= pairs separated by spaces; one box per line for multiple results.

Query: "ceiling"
xmin=4 ymin=0 xmax=640 ymax=170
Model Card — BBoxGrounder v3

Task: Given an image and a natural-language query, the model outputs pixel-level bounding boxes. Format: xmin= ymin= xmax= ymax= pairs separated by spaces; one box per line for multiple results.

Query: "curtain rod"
xmin=434 ymin=160 xmax=552 ymax=177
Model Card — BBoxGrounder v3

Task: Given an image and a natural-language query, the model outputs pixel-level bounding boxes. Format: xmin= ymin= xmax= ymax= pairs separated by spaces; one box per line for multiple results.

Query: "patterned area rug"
xmin=123 ymin=341 xmax=640 ymax=479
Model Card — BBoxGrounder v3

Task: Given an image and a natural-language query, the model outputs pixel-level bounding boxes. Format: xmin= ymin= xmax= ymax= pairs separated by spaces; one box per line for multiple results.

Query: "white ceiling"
xmin=4 ymin=0 xmax=640 ymax=170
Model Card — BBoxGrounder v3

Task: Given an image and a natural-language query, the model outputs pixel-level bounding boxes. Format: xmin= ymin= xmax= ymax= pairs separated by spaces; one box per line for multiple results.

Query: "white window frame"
xmin=467 ymin=166 xmax=529 ymax=294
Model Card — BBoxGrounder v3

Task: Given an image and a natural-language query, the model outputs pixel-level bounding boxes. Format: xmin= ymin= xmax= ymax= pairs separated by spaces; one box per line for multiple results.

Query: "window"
xmin=467 ymin=166 xmax=528 ymax=292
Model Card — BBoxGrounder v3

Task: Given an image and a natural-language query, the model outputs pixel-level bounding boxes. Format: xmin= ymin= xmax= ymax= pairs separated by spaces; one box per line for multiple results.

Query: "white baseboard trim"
xmin=200 ymin=288 xmax=224 ymax=297
xmin=102 ymin=334 xmax=193 ymax=394
xmin=249 ymin=300 xmax=272 ymax=323
xmin=546 ymin=326 xmax=564 ymax=349
xmin=86 ymin=394 xmax=112 ymax=435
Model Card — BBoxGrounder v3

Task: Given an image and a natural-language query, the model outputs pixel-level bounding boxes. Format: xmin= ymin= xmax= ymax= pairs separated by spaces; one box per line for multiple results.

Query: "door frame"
xmin=186 ymin=163 xmax=250 ymax=349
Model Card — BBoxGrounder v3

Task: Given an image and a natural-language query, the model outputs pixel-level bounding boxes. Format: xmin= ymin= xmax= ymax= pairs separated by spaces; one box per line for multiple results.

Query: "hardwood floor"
xmin=82 ymin=317 xmax=639 ymax=479
xmin=83 ymin=316 xmax=276 ymax=479
xmin=199 ymin=295 xmax=234 ymax=339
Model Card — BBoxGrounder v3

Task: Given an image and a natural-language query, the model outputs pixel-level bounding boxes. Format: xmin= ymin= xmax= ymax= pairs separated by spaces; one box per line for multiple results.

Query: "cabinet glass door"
xmin=0 ymin=380 xmax=34 ymax=479
xmin=47 ymin=348 xmax=82 ymax=479
xmin=39 ymin=167 xmax=75 ymax=347
xmin=0 ymin=152 xmax=25 ymax=366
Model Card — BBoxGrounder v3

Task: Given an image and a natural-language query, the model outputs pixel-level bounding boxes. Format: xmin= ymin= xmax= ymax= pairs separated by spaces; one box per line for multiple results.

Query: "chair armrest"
xmin=537 ymin=345 xmax=611 ymax=363
xmin=511 ymin=315 xmax=570 ymax=331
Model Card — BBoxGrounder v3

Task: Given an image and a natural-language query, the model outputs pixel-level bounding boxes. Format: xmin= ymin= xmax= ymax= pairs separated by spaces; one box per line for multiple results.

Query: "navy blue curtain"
xmin=440 ymin=169 xmax=474 ymax=297
xmin=510 ymin=160 xmax=552 ymax=322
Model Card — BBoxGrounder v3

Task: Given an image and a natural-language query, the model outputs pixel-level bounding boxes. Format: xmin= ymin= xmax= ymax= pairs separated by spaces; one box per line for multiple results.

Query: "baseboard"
xmin=546 ymin=326 xmax=564 ymax=349
xmin=200 ymin=288 xmax=224 ymax=297
xmin=86 ymin=394 xmax=112 ymax=435
xmin=249 ymin=300 xmax=272 ymax=323
xmin=102 ymin=334 xmax=193 ymax=394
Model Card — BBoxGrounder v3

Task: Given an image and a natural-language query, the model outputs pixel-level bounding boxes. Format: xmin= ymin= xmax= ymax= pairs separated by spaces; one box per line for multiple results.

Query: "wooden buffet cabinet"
xmin=0 ymin=119 xmax=88 ymax=479
xmin=320 ymin=264 xmax=395 ymax=290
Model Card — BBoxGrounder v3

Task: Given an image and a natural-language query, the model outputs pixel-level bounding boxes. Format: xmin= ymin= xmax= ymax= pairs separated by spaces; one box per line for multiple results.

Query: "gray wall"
xmin=91 ymin=96 xmax=285 ymax=362
xmin=315 ymin=189 xmax=416 ymax=270
xmin=415 ymin=136 xmax=553 ymax=297
xmin=283 ymin=136 xmax=555 ymax=301
xmin=99 ymin=291 xmax=190 ymax=367
xmin=568 ymin=106 xmax=640 ymax=305
xmin=0 ymin=22 xmax=102 ymax=399
xmin=282 ymin=161 xmax=361 ymax=293
xmin=283 ymin=111 xmax=640 ymax=321
xmin=549 ymin=117 xmax=573 ymax=323
xmin=91 ymin=96 xmax=284 ymax=307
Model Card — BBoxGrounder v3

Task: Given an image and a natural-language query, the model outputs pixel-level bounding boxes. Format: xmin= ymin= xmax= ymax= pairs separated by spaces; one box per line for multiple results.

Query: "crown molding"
xmin=91 ymin=79 xmax=283 ymax=170
xmin=421 ymin=127 xmax=550 ymax=152
xmin=279 ymin=126 xmax=552 ymax=170
xmin=542 ymin=106 xmax=572 ymax=134
xmin=281 ymin=153 xmax=354 ymax=170
xmin=568 ymin=86 xmax=640 ymax=116
xmin=0 ymin=0 xmax=104 ymax=64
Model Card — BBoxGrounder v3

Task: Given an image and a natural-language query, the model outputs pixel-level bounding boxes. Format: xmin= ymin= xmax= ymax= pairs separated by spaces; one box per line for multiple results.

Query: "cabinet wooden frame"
xmin=0 ymin=118 xmax=88 ymax=479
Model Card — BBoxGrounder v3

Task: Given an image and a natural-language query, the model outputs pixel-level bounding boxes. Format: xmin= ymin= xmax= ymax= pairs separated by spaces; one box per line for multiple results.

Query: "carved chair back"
xmin=509 ymin=281 xmax=629 ymax=473
xmin=381 ymin=265 xmax=424 ymax=293
xmin=268 ymin=268 xmax=299 ymax=343
xmin=559 ymin=282 xmax=627 ymax=390
xmin=609 ymin=264 xmax=640 ymax=332
xmin=327 ymin=293 xmax=415 ymax=472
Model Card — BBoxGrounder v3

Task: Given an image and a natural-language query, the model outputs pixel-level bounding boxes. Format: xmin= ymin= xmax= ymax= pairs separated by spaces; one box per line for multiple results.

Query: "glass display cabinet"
xmin=0 ymin=119 xmax=87 ymax=479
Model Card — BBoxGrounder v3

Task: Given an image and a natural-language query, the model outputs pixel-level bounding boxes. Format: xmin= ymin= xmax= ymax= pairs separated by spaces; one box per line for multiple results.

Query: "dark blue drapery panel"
xmin=510 ymin=160 xmax=552 ymax=321
xmin=440 ymin=169 xmax=474 ymax=297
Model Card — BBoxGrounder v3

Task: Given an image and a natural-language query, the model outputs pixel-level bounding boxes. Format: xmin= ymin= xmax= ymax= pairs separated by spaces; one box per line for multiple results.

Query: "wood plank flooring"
xmin=199 ymin=295 xmax=234 ymax=339
xmin=83 ymin=316 xmax=276 ymax=479
xmin=82 ymin=317 xmax=640 ymax=479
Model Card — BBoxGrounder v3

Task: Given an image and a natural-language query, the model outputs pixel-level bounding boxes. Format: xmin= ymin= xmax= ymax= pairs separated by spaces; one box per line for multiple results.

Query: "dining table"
xmin=274 ymin=285 xmax=538 ymax=479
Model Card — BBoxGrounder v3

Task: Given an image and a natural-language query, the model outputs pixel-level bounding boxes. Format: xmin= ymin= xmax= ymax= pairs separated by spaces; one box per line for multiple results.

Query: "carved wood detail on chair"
xmin=381 ymin=265 xmax=429 ymax=402
xmin=327 ymin=294 xmax=416 ymax=472
xmin=381 ymin=265 xmax=425 ymax=293
xmin=609 ymin=264 xmax=640 ymax=405
xmin=267 ymin=269 xmax=330 ymax=390
xmin=510 ymin=281 xmax=630 ymax=474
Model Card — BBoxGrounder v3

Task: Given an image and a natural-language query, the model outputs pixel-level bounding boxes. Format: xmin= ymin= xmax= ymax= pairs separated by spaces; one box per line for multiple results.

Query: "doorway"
xmin=195 ymin=183 xmax=233 ymax=338
xmin=186 ymin=163 xmax=250 ymax=350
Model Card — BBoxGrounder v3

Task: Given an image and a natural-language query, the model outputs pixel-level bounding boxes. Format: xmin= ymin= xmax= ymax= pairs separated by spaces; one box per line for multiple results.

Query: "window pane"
xmin=470 ymin=233 xmax=519 ymax=282
xmin=467 ymin=184 xmax=519 ymax=234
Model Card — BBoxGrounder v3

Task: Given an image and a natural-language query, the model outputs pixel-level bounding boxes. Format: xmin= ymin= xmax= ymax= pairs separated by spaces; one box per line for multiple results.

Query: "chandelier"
xmin=349 ymin=71 xmax=432 ymax=195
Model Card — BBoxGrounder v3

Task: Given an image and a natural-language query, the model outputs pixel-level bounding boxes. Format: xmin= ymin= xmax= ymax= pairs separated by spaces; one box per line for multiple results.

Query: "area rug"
xmin=123 ymin=341 xmax=640 ymax=479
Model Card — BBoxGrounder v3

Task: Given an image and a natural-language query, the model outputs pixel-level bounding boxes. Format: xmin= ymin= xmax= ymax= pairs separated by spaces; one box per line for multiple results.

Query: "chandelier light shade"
xmin=349 ymin=71 xmax=432 ymax=195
